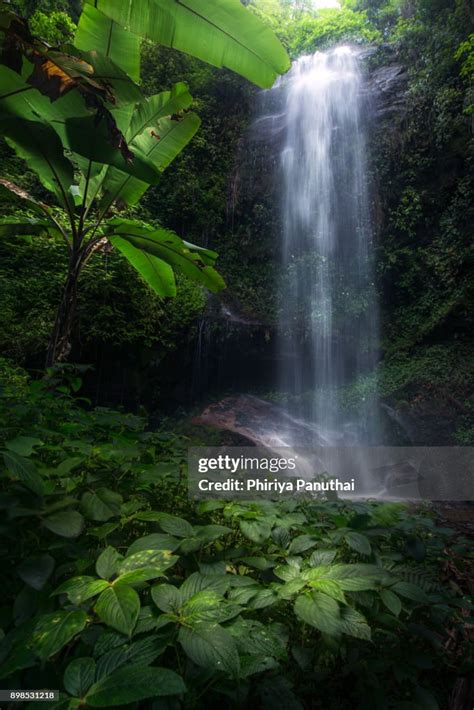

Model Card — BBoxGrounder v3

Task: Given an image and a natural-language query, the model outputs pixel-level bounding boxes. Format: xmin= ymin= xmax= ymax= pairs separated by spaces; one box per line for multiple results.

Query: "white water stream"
xmin=272 ymin=47 xmax=379 ymax=445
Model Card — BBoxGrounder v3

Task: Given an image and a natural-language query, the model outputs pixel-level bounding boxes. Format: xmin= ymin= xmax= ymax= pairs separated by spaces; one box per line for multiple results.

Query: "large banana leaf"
xmin=74 ymin=4 xmax=141 ymax=82
xmin=96 ymin=83 xmax=195 ymax=208
xmin=0 ymin=64 xmax=55 ymax=121
xmin=127 ymin=83 xmax=193 ymax=140
xmin=100 ymin=111 xmax=200 ymax=210
xmin=105 ymin=218 xmax=225 ymax=292
xmin=85 ymin=0 xmax=290 ymax=89
xmin=109 ymin=234 xmax=177 ymax=296
xmin=64 ymin=116 xmax=161 ymax=183
xmin=72 ymin=49 xmax=143 ymax=106
xmin=1 ymin=118 xmax=76 ymax=213
xmin=0 ymin=64 xmax=136 ymax=179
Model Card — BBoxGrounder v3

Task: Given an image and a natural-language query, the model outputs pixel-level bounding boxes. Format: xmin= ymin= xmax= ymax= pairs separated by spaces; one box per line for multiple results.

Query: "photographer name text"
xmin=197 ymin=477 xmax=355 ymax=493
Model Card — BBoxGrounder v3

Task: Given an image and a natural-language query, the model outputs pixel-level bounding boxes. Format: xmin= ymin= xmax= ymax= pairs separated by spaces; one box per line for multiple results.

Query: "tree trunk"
xmin=45 ymin=250 xmax=83 ymax=367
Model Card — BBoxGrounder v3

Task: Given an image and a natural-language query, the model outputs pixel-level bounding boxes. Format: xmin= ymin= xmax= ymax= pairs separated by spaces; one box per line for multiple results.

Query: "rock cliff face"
xmin=364 ymin=47 xmax=409 ymax=120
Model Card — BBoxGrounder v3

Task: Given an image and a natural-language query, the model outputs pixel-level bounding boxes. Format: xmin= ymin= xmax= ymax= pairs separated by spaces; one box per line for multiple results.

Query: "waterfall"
xmin=271 ymin=47 xmax=379 ymax=444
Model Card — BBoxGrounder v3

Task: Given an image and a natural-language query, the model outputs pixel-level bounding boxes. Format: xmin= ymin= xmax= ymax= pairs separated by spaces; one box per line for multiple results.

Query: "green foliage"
xmin=344 ymin=0 xmax=405 ymax=36
xmin=455 ymin=33 xmax=474 ymax=80
xmin=250 ymin=2 xmax=382 ymax=55
xmin=29 ymin=10 xmax=76 ymax=45
xmin=85 ymin=0 xmax=290 ymax=90
xmin=0 ymin=234 xmax=205 ymax=363
xmin=0 ymin=366 xmax=471 ymax=707
xmin=0 ymin=0 xmax=290 ymax=364
xmin=289 ymin=8 xmax=381 ymax=55
xmin=367 ymin=0 xmax=473 ymax=419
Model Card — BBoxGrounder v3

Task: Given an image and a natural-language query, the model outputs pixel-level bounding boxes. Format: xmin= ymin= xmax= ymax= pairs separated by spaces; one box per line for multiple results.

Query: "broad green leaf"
xmin=116 ymin=567 xmax=169 ymax=585
xmin=94 ymin=584 xmax=140 ymax=635
xmin=229 ymin=618 xmax=287 ymax=658
xmin=90 ymin=83 xmax=193 ymax=209
xmin=239 ymin=556 xmax=273 ymax=570
xmin=43 ymin=510 xmax=84 ymax=538
xmin=180 ymin=591 xmax=240 ymax=624
xmin=309 ymin=579 xmax=346 ymax=604
xmin=182 ymin=590 xmax=225 ymax=621
xmin=88 ymin=522 xmax=119 ymax=539
xmin=64 ymin=117 xmax=160 ymax=182
xmin=192 ymin=524 xmax=232 ymax=543
xmin=272 ymin=526 xmax=290 ymax=548
xmin=85 ymin=0 xmax=290 ymax=89
xmin=3 ymin=450 xmax=43 ymax=495
xmin=18 ymin=554 xmax=54 ymax=591
xmin=1 ymin=118 xmax=75 ymax=212
xmin=247 ymin=588 xmax=278 ymax=610
xmin=196 ymin=500 xmax=225 ymax=515
xmin=238 ymin=655 xmax=279 ymax=678
xmin=127 ymin=534 xmax=181 ymax=556
xmin=127 ymin=83 xmax=193 ymax=140
xmin=274 ymin=561 xmax=301 ymax=582
xmin=5 ymin=436 xmax=43 ymax=456
xmin=31 ymin=610 xmax=88 ymax=660
xmin=81 ymin=488 xmax=122 ymax=521
xmin=110 ymin=235 xmax=176 ymax=297
xmin=179 ymin=572 xmax=230 ymax=602
xmin=133 ymin=511 xmax=168 ymax=522
xmin=76 ymin=49 xmax=143 ymax=106
xmin=178 ymin=623 xmax=240 ymax=675
xmin=338 ymin=607 xmax=372 ymax=641
xmin=100 ymin=112 xmax=201 ymax=208
xmin=75 ymin=4 xmax=141 ymax=82
xmin=94 ymin=635 xmax=169 ymax=681
xmin=0 ymin=65 xmax=58 ymax=123
xmin=118 ymin=549 xmax=178 ymax=575
xmin=154 ymin=513 xmax=194 ymax=538
xmin=0 ymin=64 xmax=90 ymax=163
xmin=93 ymin=630 xmax=127 ymax=657
xmin=182 ymin=525 xmax=232 ymax=553
xmin=391 ymin=581 xmax=429 ymax=603
xmin=106 ymin=219 xmax=224 ymax=292
xmin=289 ymin=534 xmax=319 ymax=554
xmin=52 ymin=576 xmax=109 ymax=604
xmin=240 ymin=519 xmax=272 ymax=543
xmin=133 ymin=605 xmax=164 ymax=635
xmin=309 ymin=549 xmax=337 ymax=566
xmin=380 ymin=589 xmax=402 ymax=616
xmin=96 ymin=547 xmax=123 ymax=580
xmin=294 ymin=591 xmax=341 ymax=635
xmin=277 ymin=578 xmax=306 ymax=600
xmin=64 ymin=657 xmax=96 ymax=697
xmin=85 ymin=664 xmax=185 ymax=706
xmin=304 ymin=564 xmax=392 ymax=591
xmin=345 ymin=532 xmax=372 ymax=556
xmin=151 ymin=584 xmax=181 ymax=613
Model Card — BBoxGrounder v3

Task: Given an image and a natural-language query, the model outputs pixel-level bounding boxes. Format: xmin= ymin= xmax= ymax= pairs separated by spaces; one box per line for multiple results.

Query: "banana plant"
xmin=0 ymin=1 xmax=289 ymax=365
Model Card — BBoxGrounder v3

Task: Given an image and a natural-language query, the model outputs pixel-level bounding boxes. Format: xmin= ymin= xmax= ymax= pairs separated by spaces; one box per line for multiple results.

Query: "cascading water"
xmin=270 ymin=46 xmax=379 ymax=445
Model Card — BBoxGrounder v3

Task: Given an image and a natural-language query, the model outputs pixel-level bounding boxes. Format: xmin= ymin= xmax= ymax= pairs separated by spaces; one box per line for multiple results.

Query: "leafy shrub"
xmin=0 ymin=365 xmax=471 ymax=708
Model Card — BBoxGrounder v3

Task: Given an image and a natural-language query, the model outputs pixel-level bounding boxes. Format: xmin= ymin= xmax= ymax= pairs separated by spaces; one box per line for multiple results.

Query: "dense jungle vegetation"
xmin=0 ymin=0 xmax=472 ymax=708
